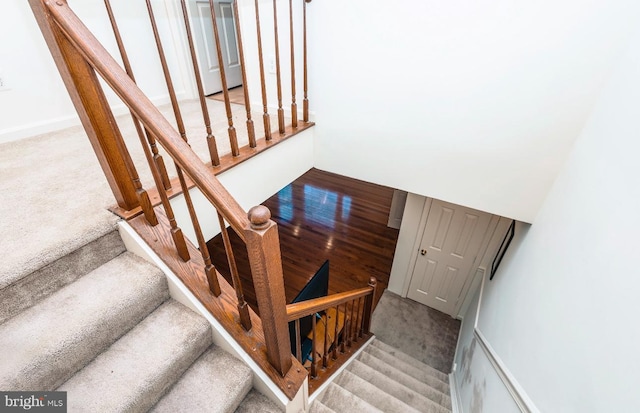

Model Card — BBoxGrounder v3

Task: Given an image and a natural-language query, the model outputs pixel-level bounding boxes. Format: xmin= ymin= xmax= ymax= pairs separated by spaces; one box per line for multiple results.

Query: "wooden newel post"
xmin=245 ymin=206 xmax=293 ymax=376
xmin=29 ymin=0 xmax=140 ymax=211
xmin=362 ymin=276 xmax=377 ymax=334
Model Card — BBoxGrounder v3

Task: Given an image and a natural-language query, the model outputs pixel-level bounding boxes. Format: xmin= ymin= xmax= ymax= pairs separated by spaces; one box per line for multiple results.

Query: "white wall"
xmin=453 ymin=287 xmax=520 ymax=413
xmin=171 ymin=129 xmax=314 ymax=243
xmin=467 ymin=27 xmax=640 ymax=412
xmin=0 ymin=0 xmax=192 ymax=143
xmin=237 ymin=0 xmax=305 ymax=119
xmin=307 ymin=0 xmax=640 ymax=223
xmin=387 ymin=193 xmax=426 ymax=295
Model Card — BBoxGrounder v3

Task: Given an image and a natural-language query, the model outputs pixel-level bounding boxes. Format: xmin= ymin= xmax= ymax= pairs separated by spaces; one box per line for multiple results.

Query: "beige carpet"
xmin=0 ymin=98 xmax=278 ymax=288
xmin=371 ymin=290 xmax=461 ymax=373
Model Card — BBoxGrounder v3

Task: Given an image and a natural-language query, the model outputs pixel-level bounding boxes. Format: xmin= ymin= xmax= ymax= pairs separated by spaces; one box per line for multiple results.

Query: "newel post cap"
xmin=248 ymin=205 xmax=271 ymax=230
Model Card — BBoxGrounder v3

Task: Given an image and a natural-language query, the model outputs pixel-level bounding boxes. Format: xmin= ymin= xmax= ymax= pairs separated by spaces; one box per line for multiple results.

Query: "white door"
xmin=407 ymin=199 xmax=492 ymax=316
xmin=188 ymin=0 xmax=243 ymax=95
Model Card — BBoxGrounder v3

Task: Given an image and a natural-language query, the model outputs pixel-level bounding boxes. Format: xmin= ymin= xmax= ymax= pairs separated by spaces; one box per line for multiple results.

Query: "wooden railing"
xmin=287 ymin=278 xmax=377 ymax=386
xmin=27 ymin=0 xmax=377 ymax=401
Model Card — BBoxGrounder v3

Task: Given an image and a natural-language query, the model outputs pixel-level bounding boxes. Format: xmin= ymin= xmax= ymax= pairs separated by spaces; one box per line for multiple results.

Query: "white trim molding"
xmin=449 ymin=372 xmax=463 ymax=413
xmin=473 ymin=328 xmax=540 ymax=413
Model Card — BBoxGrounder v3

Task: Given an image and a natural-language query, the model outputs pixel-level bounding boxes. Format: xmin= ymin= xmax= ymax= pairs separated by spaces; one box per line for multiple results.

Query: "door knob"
xmin=420 ymin=249 xmax=427 ymax=256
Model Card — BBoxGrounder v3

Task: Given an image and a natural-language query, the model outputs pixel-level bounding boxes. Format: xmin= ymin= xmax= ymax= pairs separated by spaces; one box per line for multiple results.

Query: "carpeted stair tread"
xmin=317 ymin=382 xmax=384 ymax=413
xmin=309 ymin=400 xmax=337 ymax=413
xmin=371 ymin=339 xmax=449 ymax=383
xmin=234 ymin=389 xmax=283 ymax=413
xmin=358 ymin=351 xmax=449 ymax=396
xmin=0 ymin=252 xmax=168 ymax=391
xmin=60 ymin=300 xmax=212 ymax=412
xmin=151 ymin=345 xmax=252 ymax=413
xmin=364 ymin=345 xmax=450 ymax=392
xmin=335 ymin=368 xmax=421 ymax=413
xmin=348 ymin=359 xmax=451 ymax=412
xmin=0 ymin=230 xmax=126 ymax=325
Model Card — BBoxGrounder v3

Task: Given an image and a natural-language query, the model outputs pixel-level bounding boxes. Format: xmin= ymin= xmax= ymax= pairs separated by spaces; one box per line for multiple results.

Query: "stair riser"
xmin=348 ymin=359 xmax=451 ymax=412
xmin=335 ymin=369 xmax=421 ymax=413
xmin=0 ymin=231 xmax=125 ymax=324
xmin=60 ymin=301 xmax=214 ymax=413
xmin=0 ymin=254 xmax=169 ymax=391
xmin=363 ymin=348 xmax=450 ymax=394
xmin=370 ymin=339 xmax=450 ymax=383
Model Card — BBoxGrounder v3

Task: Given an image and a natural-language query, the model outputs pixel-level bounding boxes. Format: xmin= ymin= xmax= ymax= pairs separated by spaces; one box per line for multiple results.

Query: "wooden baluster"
xmin=148 ymin=0 xmax=206 ymax=267
xmin=302 ymin=0 xmax=309 ymax=122
xmin=149 ymin=1 xmax=215 ymax=281
xmin=352 ymin=297 xmax=360 ymax=343
xmin=138 ymin=128 xmax=190 ymax=261
xmin=288 ymin=0 xmax=297 ymax=128
xmin=146 ymin=0 xmax=188 ymax=143
xmin=233 ymin=0 xmax=256 ymax=148
xmin=358 ymin=298 xmax=364 ymax=338
xmin=359 ymin=297 xmax=365 ymax=338
xmin=179 ymin=0 xmax=221 ymax=166
xmin=104 ymin=0 xmax=171 ymax=193
xmin=295 ymin=319 xmax=302 ymax=363
xmin=340 ymin=303 xmax=347 ymax=353
xmin=322 ymin=310 xmax=329 ymax=368
xmin=351 ymin=300 xmax=358 ymax=344
xmin=178 ymin=170 xmax=221 ymax=296
xmin=217 ymin=212 xmax=251 ymax=330
xmin=362 ymin=277 xmax=377 ymax=335
xmin=254 ymin=0 xmax=271 ymax=140
xmin=352 ymin=298 xmax=360 ymax=341
xmin=208 ymin=0 xmax=239 ymax=155
xmin=103 ymin=0 xmax=157 ymax=226
xmin=272 ymin=0 xmax=285 ymax=134
xmin=30 ymin=0 xmax=140 ymax=212
xmin=332 ymin=305 xmax=339 ymax=360
xmin=245 ymin=206 xmax=292 ymax=377
xmin=348 ymin=299 xmax=355 ymax=347
xmin=311 ymin=311 xmax=317 ymax=378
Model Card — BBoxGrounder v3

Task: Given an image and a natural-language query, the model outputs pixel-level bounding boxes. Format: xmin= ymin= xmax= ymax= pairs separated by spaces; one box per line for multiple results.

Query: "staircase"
xmin=0 ymin=228 xmax=282 ymax=412
xmin=311 ymin=339 xmax=452 ymax=413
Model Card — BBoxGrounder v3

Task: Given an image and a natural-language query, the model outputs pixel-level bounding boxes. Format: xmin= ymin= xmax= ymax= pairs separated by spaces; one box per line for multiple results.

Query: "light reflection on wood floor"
xmin=207 ymin=168 xmax=400 ymax=314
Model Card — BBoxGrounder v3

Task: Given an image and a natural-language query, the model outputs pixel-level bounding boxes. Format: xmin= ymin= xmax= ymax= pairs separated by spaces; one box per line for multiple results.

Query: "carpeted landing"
xmin=0 ymin=228 xmax=282 ymax=412
xmin=0 ymin=98 xmax=282 ymax=295
xmin=371 ymin=290 xmax=461 ymax=374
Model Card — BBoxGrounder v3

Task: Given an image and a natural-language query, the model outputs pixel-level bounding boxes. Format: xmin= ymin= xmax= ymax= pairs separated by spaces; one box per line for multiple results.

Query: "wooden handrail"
xmin=42 ymin=0 xmax=251 ymax=237
xmin=289 ymin=277 xmax=377 ymax=388
xmin=286 ymin=286 xmax=374 ymax=322
xmin=34 ymin=0 xmax=295 ymax=378
xmin=30 ymin=0 xmax=313 ymax=393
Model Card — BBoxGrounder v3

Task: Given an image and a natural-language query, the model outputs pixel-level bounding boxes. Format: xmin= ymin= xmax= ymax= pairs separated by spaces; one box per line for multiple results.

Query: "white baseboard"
xmin=449 ymin=372 xmax=464 ymax=413
xmin=0 ymin=93 xmax=186 ymax=145
xmin=0 ymin=114 xmax=81 ymax=144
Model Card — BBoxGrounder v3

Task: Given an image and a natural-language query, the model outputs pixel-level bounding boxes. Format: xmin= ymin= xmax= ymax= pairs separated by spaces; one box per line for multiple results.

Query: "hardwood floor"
xmin=207 ymin=86 xmax=245 ymax=105
xmin=206 ymin=168 xmax=400 ymax=314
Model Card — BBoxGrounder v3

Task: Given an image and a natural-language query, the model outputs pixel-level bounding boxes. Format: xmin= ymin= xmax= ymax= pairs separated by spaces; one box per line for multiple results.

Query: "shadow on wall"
xmin=460 ymin=337 xmax=486 ymax=413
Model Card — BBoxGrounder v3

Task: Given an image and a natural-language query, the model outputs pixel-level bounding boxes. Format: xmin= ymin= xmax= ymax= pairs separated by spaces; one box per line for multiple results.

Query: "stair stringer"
xmin=118 ymin=221 xmax=306 ymax=413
